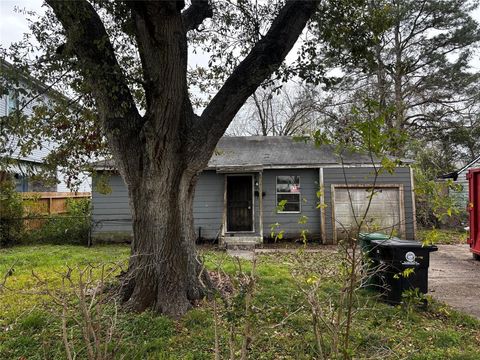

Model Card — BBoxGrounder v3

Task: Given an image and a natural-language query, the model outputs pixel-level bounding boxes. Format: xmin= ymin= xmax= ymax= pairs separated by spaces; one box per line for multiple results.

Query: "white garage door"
xmin=333 ymin=186 xmax=404 ymax=241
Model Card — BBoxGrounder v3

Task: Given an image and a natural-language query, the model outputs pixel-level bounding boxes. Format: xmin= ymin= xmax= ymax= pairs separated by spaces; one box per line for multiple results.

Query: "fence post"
xmin=48 ymin=196 xmax=53 ymax=215
xmin=87 ymin=216 xmax=93 ymax=247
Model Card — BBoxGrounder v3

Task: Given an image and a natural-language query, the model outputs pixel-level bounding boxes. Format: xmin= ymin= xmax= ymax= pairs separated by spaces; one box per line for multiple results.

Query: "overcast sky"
xmin=0 ymin=0 xmax=39 ymax=48
xmin=1 ymin=1 xmax=479 ymax=69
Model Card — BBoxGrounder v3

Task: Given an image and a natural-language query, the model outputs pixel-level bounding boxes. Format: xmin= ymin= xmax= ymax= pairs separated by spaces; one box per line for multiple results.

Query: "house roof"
xmin=92 ymin=136 xmax=413 ymax=171
xmin=439 ymin=154 xmax=480 ymax=181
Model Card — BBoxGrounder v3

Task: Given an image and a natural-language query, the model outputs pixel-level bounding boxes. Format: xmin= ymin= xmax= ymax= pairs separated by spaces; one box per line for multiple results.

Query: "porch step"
xmin=222 ymin=236 xmax=262 ymax=251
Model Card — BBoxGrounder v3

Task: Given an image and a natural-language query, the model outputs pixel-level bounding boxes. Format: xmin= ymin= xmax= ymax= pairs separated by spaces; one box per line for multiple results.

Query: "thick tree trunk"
xmin=120 ymin=159 xmax=211 ymax=317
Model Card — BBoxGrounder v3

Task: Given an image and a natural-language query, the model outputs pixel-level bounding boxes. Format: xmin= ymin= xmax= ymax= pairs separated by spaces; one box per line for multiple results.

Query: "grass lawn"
xmin=1 ymin=244 xmax=479 ymax=359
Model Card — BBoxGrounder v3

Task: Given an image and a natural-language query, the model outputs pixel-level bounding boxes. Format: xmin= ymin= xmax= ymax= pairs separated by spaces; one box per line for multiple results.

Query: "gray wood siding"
xmin=92 ymin=175 xmax=133 ymax=234
xmin=0 ymin=95 xmax=6 ymax=116
xmin=91 ymin=170 xmax=315 ymax=239
xmin=91 ymin=166 xmax=414 ymax=243
xmin=453 ymin=162 xmax=480 ymax=209
xmin=262 ymin=169 xmax=321 ymax=240
xmin=92 ymin=171 xmax=226 ymax=239
xmin=3 ymin=86 xmax=74 ymax=191
xmin=193 ymin=171 xmax=225 ymax=239
xmin=323 ymin=167 xmax=414 ymax=241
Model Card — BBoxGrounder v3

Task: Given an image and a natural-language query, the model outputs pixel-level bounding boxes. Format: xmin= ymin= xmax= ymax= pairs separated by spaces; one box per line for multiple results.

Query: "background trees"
xmin=228 ymin=0 xmax=480 ymax=174
xmin=308 ymin=0 xmax=480 ymax=160
xmin=227 ymin=83 xmax=323 ymax=136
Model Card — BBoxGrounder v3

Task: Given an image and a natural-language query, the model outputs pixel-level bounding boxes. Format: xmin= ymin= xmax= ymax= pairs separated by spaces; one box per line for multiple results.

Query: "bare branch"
xmin=198 ymin=0 xmax=319 ymax=157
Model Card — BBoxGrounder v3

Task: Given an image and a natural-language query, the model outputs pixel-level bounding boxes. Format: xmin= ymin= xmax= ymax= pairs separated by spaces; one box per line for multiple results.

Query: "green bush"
xmin=0 ymin=180 xmax=24 ymax=247
xmin=414 ymin=168 xmax=464 ymax=229
xmin=27 ymin=198 xmax=91 ymax=245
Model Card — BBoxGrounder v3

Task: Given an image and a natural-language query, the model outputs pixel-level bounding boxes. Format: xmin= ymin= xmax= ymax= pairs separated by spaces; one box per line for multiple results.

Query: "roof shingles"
xmin=92 ymin=136 xmax=412 ymax=171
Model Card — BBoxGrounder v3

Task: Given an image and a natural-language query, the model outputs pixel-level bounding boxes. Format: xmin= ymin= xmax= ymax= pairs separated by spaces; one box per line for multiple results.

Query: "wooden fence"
xmin=22 ymin=192 xmax=91 ymax=215
xmin=21 ymin=192 xmax=91 ymax=229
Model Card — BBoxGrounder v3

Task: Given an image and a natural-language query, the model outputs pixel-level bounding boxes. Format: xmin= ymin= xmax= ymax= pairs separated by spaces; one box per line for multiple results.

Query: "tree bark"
xmin=119 ymin=167 xmax=205 ymax=316
xmin=393 ymin=7 xmax=405 ymax=133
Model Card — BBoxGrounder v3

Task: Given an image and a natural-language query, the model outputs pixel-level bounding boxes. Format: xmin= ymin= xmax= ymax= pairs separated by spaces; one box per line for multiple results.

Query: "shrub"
xmin=414 ymin=168 xmax=464 ymax=229
xmin=0 ymin=180 xmax=24 ymax=247
xmin=27 ymin=198 xmax=91 ymax=245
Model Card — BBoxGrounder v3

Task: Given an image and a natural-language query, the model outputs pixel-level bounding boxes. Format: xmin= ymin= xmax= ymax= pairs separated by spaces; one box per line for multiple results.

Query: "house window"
xmin=276 ymin=176 xmax=301 ymax=213
xmin=6 ymin=91 xmax=18 ymax=115
xmin=14 ymin=173 xmax=29 ymax=192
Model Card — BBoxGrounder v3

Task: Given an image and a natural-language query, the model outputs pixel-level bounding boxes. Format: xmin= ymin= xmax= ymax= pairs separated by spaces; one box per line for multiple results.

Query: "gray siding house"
xmin=91 ymin=137 xmax=417 ymax=244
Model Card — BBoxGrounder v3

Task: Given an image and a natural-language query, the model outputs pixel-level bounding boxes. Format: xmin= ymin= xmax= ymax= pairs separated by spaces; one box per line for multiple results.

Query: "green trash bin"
xmin=359 ymin=232 xmax=392 ymax=289
xmin=359 ymin=232 xmax=391 ymax=254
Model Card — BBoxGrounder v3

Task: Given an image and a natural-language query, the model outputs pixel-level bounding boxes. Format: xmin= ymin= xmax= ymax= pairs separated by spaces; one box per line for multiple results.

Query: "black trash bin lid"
xmin=371 ymin=239 xmax=438 ymax=251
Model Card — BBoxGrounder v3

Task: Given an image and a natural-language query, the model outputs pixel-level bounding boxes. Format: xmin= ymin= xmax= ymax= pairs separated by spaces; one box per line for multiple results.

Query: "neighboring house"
xmin=0 ymin=86 xmax=56 ymax=192
xmin=91 ymin=136 xmax=417 ymax=245
xmin=439 ymin=154 xmax=480 ymax=209
xmin=0 ymin=59 xmax=90 ymax=192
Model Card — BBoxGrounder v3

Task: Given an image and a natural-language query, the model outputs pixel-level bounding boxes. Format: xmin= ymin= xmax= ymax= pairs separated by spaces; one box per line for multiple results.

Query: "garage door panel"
xmin=334 ymin=187 xmax=402 ymax=240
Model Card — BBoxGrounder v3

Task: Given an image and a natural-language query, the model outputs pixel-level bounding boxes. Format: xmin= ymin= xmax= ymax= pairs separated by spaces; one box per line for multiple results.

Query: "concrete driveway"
xmin=429 ymin=244 xmax=480 ymax=319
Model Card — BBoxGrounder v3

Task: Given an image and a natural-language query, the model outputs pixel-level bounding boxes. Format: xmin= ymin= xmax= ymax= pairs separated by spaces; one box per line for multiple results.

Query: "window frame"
xmin=6 ymin=90 xmax=18 ymax=115
xmin=276 ymin=175 xmax=301 ymax=214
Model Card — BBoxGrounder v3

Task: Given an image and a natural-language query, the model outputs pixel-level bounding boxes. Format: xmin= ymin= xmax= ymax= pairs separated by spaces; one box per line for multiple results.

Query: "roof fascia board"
xmin=95 ymin=163 xmax=413 ymax=172
xmin=208 ymin=163 xmax=387 ymax=170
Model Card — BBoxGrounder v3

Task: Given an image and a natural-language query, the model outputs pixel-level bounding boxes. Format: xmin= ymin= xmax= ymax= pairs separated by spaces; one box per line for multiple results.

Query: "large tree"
xmin=300 ymin=0 xmax=480 ymax=158
xmin=2 ymin=0 xmax=318 ymax=317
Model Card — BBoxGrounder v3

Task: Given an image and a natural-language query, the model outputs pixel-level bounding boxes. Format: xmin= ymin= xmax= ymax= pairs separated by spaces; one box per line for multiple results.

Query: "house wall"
xmin=194 ymin=171 xmax=225 ymax=239
xmin=0 ymin=94 xmax=6 ymax=115
xmin=91 ymin=171 xmax=229 ymax=241
xmin=91 ymin=166 xmax=415 ymax=242
xmin=453 ymin=162 xmax=480 ymax=209
xmin=1 ymin=92 xmax=54 ymax=164
xmin=91 ymin=169 xmax=322 ymax=241
xmin=323 ymin=167 xmax=415 ymax=241
xmin=1 ymin=90 xmax=91 ymax=192
xmin=91 ymin=174 xmax=133 ymax=241
xmin=262 ymin=168 xmax=321 ymax=240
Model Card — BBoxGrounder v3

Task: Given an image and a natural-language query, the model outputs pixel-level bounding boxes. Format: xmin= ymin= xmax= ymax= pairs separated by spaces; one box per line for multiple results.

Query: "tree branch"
xmin=46 ymin=0 xmax=144 ymax=178
xmin=182 ymin=0 xmax=213 ymax=32
xmin=45 ymin=0 xmax=142 ymax=134
xmin=197 ymin=0 xmax=319 ymax=158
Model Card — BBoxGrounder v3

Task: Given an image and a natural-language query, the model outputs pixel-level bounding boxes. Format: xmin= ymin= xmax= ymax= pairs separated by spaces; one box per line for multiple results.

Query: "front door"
xmin=227 ymin=175 xmax=253 ymax=232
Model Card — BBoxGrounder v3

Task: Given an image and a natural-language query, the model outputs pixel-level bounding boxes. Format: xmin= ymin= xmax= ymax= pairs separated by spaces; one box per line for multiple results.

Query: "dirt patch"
xmin=429 ymin=244 xmax=480 ymax=319
xmin=256 ymin=244 xmax=338 ymax=252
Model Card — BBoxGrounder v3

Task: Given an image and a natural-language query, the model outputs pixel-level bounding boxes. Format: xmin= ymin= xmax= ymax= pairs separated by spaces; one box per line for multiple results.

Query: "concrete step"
xmin=226 ymin=250 xmax=255 ymax=260
xmin=222 ymin=236 xmax=262 ymax=251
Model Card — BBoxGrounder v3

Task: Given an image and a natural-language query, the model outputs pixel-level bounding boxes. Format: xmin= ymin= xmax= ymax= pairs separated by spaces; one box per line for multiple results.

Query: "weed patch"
xmin=0 ymin=245 xmax=479 ymax=359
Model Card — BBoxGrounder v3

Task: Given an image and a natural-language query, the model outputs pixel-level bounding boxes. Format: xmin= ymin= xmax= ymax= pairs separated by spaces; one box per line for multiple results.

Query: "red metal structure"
xmin=467 ymin=168 xmax=480 ymax=260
